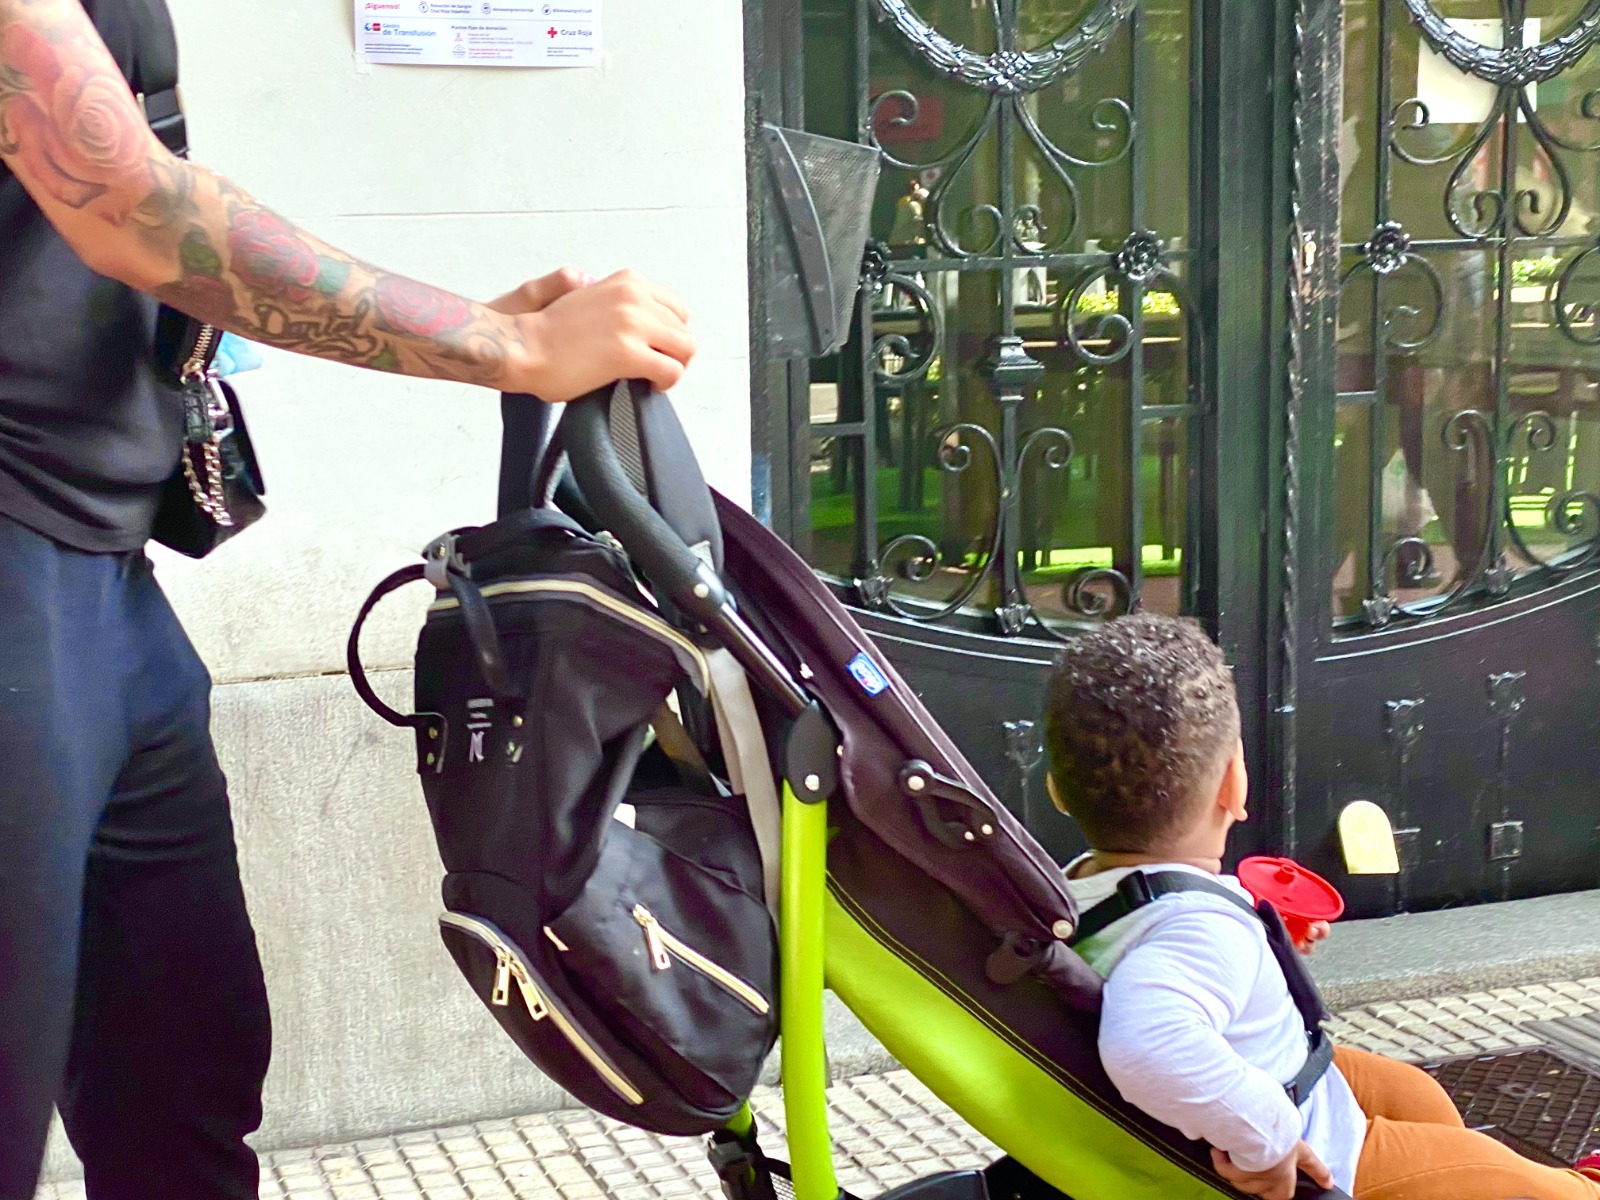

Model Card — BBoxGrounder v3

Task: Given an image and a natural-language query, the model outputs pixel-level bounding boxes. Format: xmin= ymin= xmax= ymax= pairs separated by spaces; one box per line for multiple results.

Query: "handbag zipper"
xmin=632 ymin=905 xmax=770 ymax=1015
xmin=180 ymin=324 xmax=220 ymax=384
xmin=177 ymin=323 xmax=234 ymax=524
xmin=440 ymin=912 xmax=644 ymax=1105
xmin=429 ymin=579 xmax=710 ymax=692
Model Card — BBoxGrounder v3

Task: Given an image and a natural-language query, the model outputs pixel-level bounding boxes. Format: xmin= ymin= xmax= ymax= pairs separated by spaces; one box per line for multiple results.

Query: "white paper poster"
xmin=354 ymin=0 xmax=600 ymax=67
xmin=1416 ymin=19 xmax=1538 ymax=126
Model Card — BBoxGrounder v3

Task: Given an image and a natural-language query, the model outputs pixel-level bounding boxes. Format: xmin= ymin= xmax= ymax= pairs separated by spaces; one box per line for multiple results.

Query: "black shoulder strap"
xmin=1287 ymin=1028 xmax=1335 ymax=1106
xmin=125 ymin=0 xmax=187 ymax=155
xmin=1074 ymin=870 xmax=1335 ymax=1107
xmin=1072 ymin=869 xmax=1257 ymax=944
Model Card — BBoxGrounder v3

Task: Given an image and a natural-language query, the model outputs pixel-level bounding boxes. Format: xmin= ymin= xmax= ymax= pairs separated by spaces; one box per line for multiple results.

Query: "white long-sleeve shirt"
xmin=1065 ymin=858 xmax=1365 ymax=1195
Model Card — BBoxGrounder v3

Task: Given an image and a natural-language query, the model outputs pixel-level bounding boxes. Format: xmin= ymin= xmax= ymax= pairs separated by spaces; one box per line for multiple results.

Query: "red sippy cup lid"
xmin=1236 ymin=857 xmax=1345 ymax=923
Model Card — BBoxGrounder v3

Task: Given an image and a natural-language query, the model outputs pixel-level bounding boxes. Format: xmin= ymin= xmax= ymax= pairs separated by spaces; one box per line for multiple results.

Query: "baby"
xmin=1044 ymin=612 xmax=1600 ymax=1200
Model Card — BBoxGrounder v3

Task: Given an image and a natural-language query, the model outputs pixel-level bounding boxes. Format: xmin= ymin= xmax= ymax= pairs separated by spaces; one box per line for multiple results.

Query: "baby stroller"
xmin=349 ymin=383 xmax=1350 ymax=1200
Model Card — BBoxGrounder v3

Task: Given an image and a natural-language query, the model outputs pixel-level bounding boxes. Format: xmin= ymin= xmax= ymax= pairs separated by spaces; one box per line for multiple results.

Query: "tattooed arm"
xmin=0 ymin=0 xmax=694 ymax=399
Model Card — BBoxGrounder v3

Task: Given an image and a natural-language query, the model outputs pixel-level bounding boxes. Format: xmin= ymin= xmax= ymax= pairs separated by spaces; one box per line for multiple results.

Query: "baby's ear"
xmin=1046 ymin=773 xmax=1070 ymax=815
xmin=1217 ymin=739 xmax=1249 ymax=822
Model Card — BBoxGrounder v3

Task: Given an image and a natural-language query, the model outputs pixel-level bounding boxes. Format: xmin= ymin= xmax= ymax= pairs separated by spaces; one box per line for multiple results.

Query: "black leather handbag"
xmin=150 ymin=309 xmax=266 ymax=558
xmin=131 ymin=0 xmax=266 ymax=558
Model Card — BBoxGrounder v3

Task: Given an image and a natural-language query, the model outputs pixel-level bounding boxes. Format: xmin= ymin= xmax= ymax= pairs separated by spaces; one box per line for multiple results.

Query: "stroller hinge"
xmin=783 ymin=703 xmax=840 ymax=804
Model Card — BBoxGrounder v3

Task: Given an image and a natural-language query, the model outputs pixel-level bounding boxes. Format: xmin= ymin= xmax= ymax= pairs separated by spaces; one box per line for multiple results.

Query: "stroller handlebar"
xmin=561 ymin=385 xmax=727 ymax=622
xmin=561 ymin=383 xmax=813 ymax=719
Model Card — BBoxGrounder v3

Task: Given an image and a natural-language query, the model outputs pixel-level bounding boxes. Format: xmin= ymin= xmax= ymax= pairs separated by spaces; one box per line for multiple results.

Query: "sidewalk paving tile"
xmin=31 ymin=980 xmax=1600 ymax=1200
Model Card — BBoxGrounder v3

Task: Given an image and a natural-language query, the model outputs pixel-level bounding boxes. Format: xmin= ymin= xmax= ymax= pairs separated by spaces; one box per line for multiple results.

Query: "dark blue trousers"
xmin=0 ymin=514 xmax=270 ymax=1199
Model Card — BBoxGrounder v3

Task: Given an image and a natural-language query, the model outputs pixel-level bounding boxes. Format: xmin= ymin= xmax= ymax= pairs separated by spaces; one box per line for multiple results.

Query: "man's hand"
xmin=1295 ymin=921 xmax=1332 ymax=956
xmin=1211 ymin=1141 xmax=1333 ymax=1200
xmin=0 ymin=0 xmax=695 ymax=398
xmin=508 ymin=270 xmax=696 ymax=400
xmin=485 ymin=267 xmax=696 ymax=399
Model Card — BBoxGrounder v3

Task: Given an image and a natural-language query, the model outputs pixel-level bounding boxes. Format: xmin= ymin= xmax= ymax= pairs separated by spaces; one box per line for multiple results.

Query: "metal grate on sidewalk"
xmin=1423 ymin=1047 xmax=1600 ymax=1167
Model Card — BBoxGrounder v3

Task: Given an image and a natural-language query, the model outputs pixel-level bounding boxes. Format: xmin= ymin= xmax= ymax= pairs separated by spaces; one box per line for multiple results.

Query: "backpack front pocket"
xmin=547 ymin=813 xmax=778 ymax=1110
xmin=438 ymin=910 xmax=644 ymax=1106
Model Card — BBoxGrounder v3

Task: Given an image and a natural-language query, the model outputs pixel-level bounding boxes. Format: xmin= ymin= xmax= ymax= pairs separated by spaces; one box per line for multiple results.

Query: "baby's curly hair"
xmin=1044 ymin=612 xmax=1239 ymax=853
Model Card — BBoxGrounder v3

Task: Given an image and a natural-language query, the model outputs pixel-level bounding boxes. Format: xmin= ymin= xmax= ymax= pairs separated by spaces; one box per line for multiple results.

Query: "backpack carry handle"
xmin=348 ymin=548 xmax=526 ymax=729
xmin=348 ymin=564 xmax=428 ymax=730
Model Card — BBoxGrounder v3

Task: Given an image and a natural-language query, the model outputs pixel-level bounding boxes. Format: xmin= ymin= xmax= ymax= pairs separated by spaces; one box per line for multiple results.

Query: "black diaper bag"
xmin=348 ymin=398 xmax=778 ymax=1135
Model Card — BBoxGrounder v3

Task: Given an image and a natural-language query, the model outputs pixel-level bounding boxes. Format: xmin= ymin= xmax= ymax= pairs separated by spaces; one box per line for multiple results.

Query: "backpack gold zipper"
xmin=632 ymin=905 xmax=770 ymax=1015
xmin=429 ymin=579 xmax=709 ymax=692
xmin=440 ymin=912 xmax=642 ymax=1104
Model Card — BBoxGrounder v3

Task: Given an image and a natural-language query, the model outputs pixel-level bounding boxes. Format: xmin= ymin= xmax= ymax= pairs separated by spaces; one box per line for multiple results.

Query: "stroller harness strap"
xmin=1073 ymin=870 xmax=1335 ymax=1107
xmin=705 ymin=648 xmax=783 ymax=912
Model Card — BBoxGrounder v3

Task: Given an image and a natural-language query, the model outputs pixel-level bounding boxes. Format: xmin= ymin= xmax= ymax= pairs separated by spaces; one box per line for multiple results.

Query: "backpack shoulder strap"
xmin=125 ymin=0 xmax=187 ymax=155
xmin=1072 ymin=869 xmax=1257 ymax=945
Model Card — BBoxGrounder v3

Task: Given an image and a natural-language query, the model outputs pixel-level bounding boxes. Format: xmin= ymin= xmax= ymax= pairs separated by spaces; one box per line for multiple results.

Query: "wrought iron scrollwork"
xmin=858 ymin=424 xmax=1005 ymax=621
xmin=866 ymin=87 xmax=1136 ymax=258
xmin=822 ymin=0 xmax=1192 ymax=638
xmin=1402 ymin=0 xmax=1600 ymax=87
xmin=1363 ymin=404 xmax=1600 ymax=626
xmin=1341 ymin=1 xmax=1600 ymax=631
xmin=864 ymin=242 xmax=945 ymax=384
xmin=867 ymin=90 xmax=1004 ymax=257
xmin=1057 ymin=230 xmax=1193 ymax=368
xmin=1060 ymin=567 xmax=1135 ymax=620
xmin=873 ymin=0 xmax=1138 ymax=95
xmin=1363 ymin=411 xmax=1494 ymax=628
xmin=1502 ymin=413 xmax=1600 ymax=573
xmin=1555 ymin=242 xmax=1600 ymax=345
xmin=1343 ymin=222 xmax=1446 ymax=351
xmin=855 ymin=418 xmax=1084 ymax=623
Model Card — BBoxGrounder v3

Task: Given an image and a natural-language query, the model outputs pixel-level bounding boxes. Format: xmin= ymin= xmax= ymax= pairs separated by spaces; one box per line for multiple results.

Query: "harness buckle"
xmin=1116 ymin=870 xmax=1154 ymax=907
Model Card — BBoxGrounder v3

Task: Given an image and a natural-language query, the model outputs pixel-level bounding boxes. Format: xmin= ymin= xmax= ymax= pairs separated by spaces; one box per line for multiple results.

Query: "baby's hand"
xmin=1295 ymin=920 xmax=1332 ymax=956
xmin=1212 ymin=1141 xmax=1332 ymax=1200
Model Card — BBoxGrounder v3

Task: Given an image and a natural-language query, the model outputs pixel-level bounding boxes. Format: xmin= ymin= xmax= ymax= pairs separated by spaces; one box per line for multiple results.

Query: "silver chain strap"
xmin=179 ymin=376 xmax=236 ymax=528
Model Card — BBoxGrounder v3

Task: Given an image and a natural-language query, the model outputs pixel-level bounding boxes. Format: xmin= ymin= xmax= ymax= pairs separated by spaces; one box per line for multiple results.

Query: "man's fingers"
xmin=600 ymin=269 xmax=690 ymax=324
xmin=525 ymin=267 xmax=591 ymax=310
xmin=634 ymin=349 xmax=687 ymax=393
xmin=488 ymin=267 xmax=592 ymax=315
xmin=645 ymin=321 xmax=698 ymax=366
xmin=644 ymin=281 xmax=690 ymax=324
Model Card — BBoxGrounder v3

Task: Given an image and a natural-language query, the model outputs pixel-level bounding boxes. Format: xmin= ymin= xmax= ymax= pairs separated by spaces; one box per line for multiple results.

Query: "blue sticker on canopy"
xmin=848 ymin=652 xmax=890 ymax=697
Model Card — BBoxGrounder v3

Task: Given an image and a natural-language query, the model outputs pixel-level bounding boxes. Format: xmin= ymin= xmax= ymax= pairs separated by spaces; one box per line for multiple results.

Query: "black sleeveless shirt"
xmin=0 ymin=0 xmax=182 ymax=552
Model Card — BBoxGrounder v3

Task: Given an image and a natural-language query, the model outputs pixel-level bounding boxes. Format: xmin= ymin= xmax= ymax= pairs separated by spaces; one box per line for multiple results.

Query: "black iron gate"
xmin=746 ymin=0 xmax=1600 ymax=911
xmin=1289 ymin=0 xmax=1600 ymax=915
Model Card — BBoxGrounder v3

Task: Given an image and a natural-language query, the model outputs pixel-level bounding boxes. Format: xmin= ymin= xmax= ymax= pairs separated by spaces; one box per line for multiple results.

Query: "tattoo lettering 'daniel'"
xmin=0 ymin=0 xmax=519 ymax=386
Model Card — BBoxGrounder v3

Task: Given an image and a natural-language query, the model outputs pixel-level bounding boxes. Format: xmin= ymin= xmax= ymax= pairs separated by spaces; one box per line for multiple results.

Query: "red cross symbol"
xmin=547 ymin=25 xmax=557 ymax=37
